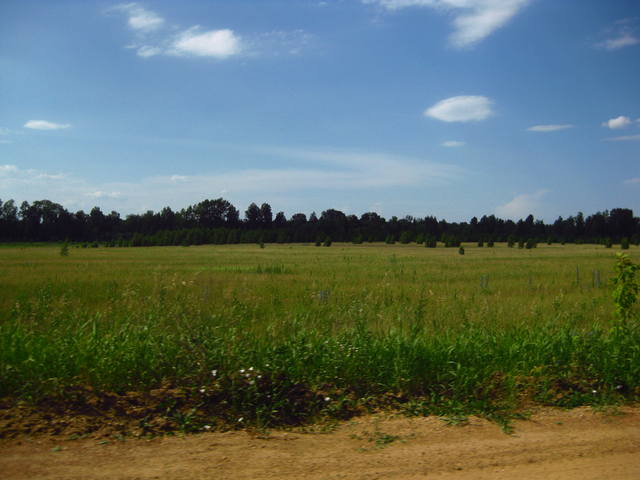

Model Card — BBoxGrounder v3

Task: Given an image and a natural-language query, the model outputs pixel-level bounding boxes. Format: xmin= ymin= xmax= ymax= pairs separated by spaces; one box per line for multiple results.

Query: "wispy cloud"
xmin=527 ymin=124 xmax=574 ymax=132
xmin=441 ymin=140 xmax=465 ymax=147
xmin=0 ymin=147 xmax=464 ymax=213
xmin=604 ymin=134 xmax=640 ymax=142
xmin=602 ymin=115 xmax=634 ymax=129
xmin=24 ymin=120 xmax=71 ymax=130
xmin=425 ymin=96 xmax=493 ymax=122
xmin=364 ymin=0 xmax=530 ymax=48
xmin=596 ymin=19 xmax=640 ymax=51
xmin=624 ymin=178 xmax=640 ymax=185
xmin=495 ymin=189 xmax=548 ymax=219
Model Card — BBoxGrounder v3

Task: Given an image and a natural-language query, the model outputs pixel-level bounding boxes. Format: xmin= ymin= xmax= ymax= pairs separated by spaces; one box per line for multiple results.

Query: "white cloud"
xmin=495 ymin=189 xmax=548 ymax=219
xmin=527 ymin=124 xmax=574 ymax=132
xmin=365 ymin=0 xmax=530 ymax=47
xmin=441 ymin=140 xmax=465 ymax=147
xmin=168 ymin=27 xmax=242 ymax=58
xmin=425 ymin=95 xmax=493 ymax=122
xmin=114 ymin=3 xmax=164 ymax=32
xmin=602 ymin=115 xmax=633 ymax=129
xmin=86 ymin=191 xmax=122 ymax=199
xmin=24 ymin=120 xmax=71 ymax=130
xmin=624 ymin=178 xmax=640 ymax=185
xmin=0 ymin=140 xmax=12 ymax=144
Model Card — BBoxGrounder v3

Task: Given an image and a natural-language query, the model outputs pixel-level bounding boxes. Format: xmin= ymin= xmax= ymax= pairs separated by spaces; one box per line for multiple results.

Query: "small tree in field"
xmin=458 ymin=246 xmax=465 ymax=255
xmin=323 ymin=236 xmax=332 ymax=247
xmin=477 ymin=239 xmax=484 ymax=247
xmin=60 ymin=241 xmax=69 ymax=257
xmin=605 ymin=238 xmax=612 ymax=248
xmin=621 ymin=237 xmax=630 ymax=250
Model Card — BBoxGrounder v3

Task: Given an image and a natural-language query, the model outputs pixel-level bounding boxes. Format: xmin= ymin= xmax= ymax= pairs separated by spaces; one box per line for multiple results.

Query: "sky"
xmin=1 ymin=0 xmax=639 ymax=222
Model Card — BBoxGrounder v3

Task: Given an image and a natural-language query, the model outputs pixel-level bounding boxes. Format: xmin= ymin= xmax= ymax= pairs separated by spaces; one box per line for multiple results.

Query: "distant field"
xmin=1 ymin=243 xmax=639 ymax=433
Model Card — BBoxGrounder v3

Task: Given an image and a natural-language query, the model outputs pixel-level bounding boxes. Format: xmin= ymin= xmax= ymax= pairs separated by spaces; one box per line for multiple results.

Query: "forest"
xmin=0 ymin=197 xmax=638 ymax=246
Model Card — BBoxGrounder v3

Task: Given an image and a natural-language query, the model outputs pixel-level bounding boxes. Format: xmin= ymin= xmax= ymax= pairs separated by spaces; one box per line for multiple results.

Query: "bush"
xmin=525 ymin=238 xmax=536 ymax=249
xmin=59 ymin=242 xmax=69 ymax=257
xmin=424 ymin=236 xmax=437 ymax=248
xmin=477 ymin=239 xmax=484 ymax=248
xmin=487 ymin=240 xmax=494 ymax=248
xmin=517 ymin=240 xmax=525 ymax=249
xmin=458 ymin=246 xmax=465 ymax=255
xmin=385 ymin=235 xmax=395 ymax=245
xmin=507 ymin=236 xmax=515 ymax=248
xmin=621 ymin=237 xmax=630 ymax=250
xmin=605 ymin=238 xmax=613 ymax=249
xmin=323 ymin=236 xmax=332 ymax=247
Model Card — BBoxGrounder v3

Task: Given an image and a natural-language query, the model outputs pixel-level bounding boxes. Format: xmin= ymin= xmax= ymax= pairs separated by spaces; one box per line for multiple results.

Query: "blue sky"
xmin=1 ymin=0 xmax=639 ymax=221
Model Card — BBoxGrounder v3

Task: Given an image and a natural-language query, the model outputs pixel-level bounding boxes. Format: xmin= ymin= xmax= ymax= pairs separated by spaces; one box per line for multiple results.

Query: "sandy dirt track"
xmin=2 ymin=407 xmax=639 ymax=480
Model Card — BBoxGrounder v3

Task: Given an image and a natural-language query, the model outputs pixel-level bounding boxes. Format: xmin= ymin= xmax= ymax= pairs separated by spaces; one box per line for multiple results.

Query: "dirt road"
xmin=2 ymin=407 xmax=639 ymax=480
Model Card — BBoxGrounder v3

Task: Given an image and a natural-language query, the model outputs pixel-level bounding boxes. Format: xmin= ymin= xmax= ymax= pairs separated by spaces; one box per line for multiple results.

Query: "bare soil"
xmin=2 ymin=406 xmax=639 ymax=480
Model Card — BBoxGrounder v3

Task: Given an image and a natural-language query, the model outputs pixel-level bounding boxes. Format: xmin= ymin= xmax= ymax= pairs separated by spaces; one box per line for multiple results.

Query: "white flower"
xmin=240 ymin=369 xmax=245 ymax=374
xmin=592 ymin=389 xmax=598 ymax=394
xmin=238 ymin=417 xmax=244 ymax=422
xmin=203 ymin=425 xmax=211 ymax=430
xmin=324 ymin=397 xmax=331 ymax=402
xmin=211 ymin=370 xmax=217 ymax=377
xmin=249 ymin=367 xmax=254 ymax=371
xmin=199 ymin=388 xmax=206 ymax=393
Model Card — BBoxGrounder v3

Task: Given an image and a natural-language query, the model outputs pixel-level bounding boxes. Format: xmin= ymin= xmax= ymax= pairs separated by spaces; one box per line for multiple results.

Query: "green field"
xmin=1 ymin=243 xmax=639 ymax=431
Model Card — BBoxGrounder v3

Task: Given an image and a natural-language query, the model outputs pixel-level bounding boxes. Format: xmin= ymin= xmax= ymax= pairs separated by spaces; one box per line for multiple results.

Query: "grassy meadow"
xmin=1 ymin=242 xmax=639 ymax=429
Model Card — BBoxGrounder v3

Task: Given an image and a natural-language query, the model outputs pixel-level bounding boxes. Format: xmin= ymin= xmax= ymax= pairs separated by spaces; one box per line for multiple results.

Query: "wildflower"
xmin=249 ymin=367 xmax=254 ymax=371
xmin=240 ymin=369 xmax=245 ymax=374
xmin=203 ymin=425 xmax=211 ymax=430
xmin=257 ymin=375 xmax=262 ymax=379
xmin=238 ymin=417 xmax=244 ymax=422
xmin=592 ymin=389 xmax=597 ymax=394
xmin=199 ymin=387 xmax=206 ymax=393
xmin=211 ymin=370 xmax=218 ymax=377
xmin=616 ymin=384 xmax=624 ymax=391
xmin=249 ymin=380 xmax=255 ymax=385
xmin=324 ymin=397 xmax=331 ymax=402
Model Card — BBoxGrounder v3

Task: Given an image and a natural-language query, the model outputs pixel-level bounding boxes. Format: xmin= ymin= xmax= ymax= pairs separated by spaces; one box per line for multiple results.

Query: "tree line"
xmin=0 ymin=197 xmax=638 ymax=246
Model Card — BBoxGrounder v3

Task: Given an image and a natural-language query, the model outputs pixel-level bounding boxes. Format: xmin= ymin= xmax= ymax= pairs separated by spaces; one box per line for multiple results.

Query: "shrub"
xmin=621 ymin=237 xmax=630 ymax=250
xmin=605 ymin=238 xmax=612 ymax=248
xmin=385 ymin=235 xmax=395 ymax=245
xmin=487 ymin=240 xmax=494 ymax=248
xmin=323 ymin=236 xmax=332 ymax=247
xmin=399 ymin=231 xmax=412 ymax=244
xmin=59 ymin=242 xmax=69 ymax=257
xmin=458 ymin=246 xmax=465 ymax=255
xmin=517 ymin=240 xmax=525 ymax=249
xmin=525 ymin=238 xmax=536 ymax=249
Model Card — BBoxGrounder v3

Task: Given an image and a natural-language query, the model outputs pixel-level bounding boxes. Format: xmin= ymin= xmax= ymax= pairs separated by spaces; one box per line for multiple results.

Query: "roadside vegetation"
xmin=0 ymin=243 xmax=638 ymax=436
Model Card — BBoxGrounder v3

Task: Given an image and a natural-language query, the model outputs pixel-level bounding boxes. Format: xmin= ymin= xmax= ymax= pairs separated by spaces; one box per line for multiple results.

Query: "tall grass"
xmin=0 ymin=243 xmax=638 ymax=425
